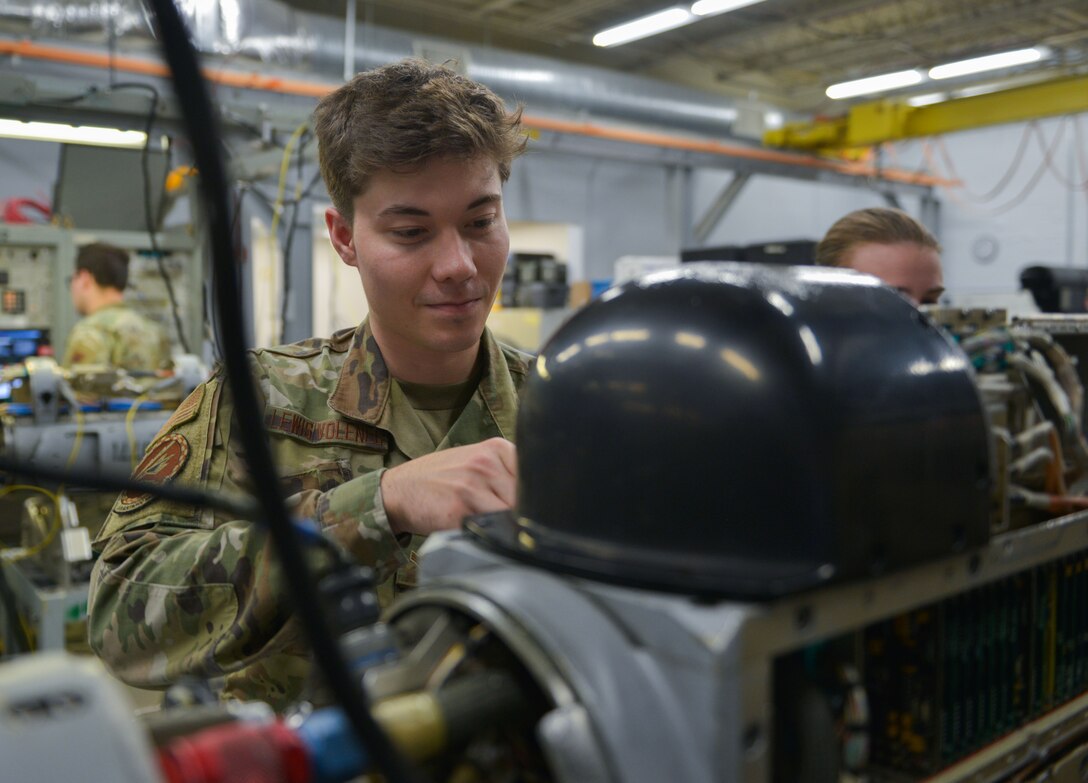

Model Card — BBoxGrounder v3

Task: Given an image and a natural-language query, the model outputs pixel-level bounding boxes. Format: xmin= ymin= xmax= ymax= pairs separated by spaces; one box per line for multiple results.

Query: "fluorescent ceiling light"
xmin=0 ymin=119 xmax=147 ymax=148
xmin=692 ymin=0 xmax=767 ymax=15
xmin=826 ymin=69 xmax=924 ymax=100
xmin=593 ymin=7 xmax=694 ymax=47
xmin=953 ymin=81 xmax=1007 ymax=99
xmin=929 ymin=47 xmax=1044 ymax=80
xmin=907 ymin=92 xmax=947 ymax=107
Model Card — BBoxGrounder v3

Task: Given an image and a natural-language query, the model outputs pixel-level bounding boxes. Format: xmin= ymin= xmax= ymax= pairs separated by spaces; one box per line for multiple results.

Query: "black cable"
xmin=36 ymin=87 xmax=99 ymax=106
xmin=298 ymin=169 xmax=326 ymax=202
xmin=107 ymin=82 xmax=192 ymax=355
xmin=107 ymin=9 xmax=117 ymax=87
xmin=938 ymin=126 xmax=1033 ymax=203
xmin=0 ymin=565 xmax=32 ymax=655
xmin=209 ymin=184 xmax=251 ymax=364
xmin=281 ymin=174 xmax=323 ymax=274
xmin=278 ymin=134 xmax=313 ymax=344
xmin=0 ymin=455 xmax=256 ymax=519
xmin=143 ymin=3 xmax=418 ymax=781
xmin=1032 ymin=117 xmax=1088 ymax=191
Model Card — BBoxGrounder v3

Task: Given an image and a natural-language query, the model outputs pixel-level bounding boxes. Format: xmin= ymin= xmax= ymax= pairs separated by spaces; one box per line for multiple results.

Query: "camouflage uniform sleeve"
xmin=87 ymin=373 xmax=298 ymax=689
xmin=62 ymin=320 xmax=110 ymax=366
xmin=288 ymin=469 xmax=408 ymax=583
xmin=88 ymin=369 xmax=407 ymax=692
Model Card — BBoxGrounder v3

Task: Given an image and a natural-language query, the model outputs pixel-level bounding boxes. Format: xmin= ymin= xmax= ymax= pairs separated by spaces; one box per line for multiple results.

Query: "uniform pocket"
xmin=279 ymin=459 xmax=354 ymax=495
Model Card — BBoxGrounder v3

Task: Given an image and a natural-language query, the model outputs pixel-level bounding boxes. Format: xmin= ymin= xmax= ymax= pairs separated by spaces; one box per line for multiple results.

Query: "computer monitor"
xmin=53 ymin=143 xmax=169 ymax=232
xmin=0 ymin=328 xmax=49 ymax=402
xmin=0 ymin=328 xmax=49 ymax=365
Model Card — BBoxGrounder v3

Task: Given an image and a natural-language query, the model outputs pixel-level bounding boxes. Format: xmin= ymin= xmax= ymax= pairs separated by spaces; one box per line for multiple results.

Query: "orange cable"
xmin=0 ymin=38 xmax=954 ymax=188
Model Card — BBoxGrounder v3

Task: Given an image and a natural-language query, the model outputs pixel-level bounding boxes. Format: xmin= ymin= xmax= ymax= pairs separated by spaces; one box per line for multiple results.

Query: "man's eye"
xmin=469 ymin=217 xmax=496 ymax=230
xmin=391 ymin=228 xmax=425 ymax=239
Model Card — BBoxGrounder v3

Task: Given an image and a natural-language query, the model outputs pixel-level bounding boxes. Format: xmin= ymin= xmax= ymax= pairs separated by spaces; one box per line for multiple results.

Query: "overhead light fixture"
xmin=0 ymin=119 xmax=147 ymax=148
xmin=593 ymin=7 xmax=695 ymax=47
xmin=907 ymin=92 xmax=947 ymax=107
xmin=826 ymin=69 xmax=924 ymax=100
xmin=691 ymin=0 xmax=767 ymax=15
xmin=952 ymin=81 xmax=1009 ymax=99
xmin=929 ymin=47 xmax=1044 ymax=80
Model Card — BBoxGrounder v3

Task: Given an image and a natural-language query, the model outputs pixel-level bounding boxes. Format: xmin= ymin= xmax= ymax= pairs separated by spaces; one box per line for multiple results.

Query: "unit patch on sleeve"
xmin=264 ymin=406 xmax=389 ymax=452
xmin=161 ymin=384 xmax=206 ymax=433
xmin=114 ymin=433 xmax=192 ymax=514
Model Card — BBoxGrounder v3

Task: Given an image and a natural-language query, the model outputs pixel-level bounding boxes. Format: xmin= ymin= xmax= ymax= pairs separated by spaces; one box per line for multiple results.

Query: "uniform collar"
xmin=86 ymin=301 xmax=128 ymax=318
xmin=328 ymin=318 xmax=518 ymax=442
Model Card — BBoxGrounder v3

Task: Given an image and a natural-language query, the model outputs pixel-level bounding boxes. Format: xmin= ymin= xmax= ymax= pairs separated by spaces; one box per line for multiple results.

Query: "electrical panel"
xmin=0 ymin=244 xmax=55 ymax=329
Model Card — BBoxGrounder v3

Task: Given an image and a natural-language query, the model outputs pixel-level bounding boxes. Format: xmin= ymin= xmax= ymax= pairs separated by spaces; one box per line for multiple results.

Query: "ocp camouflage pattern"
xmin=62 ymin=302 xmax=173 ymax=372
xmin=88 ymin=319 xmax=528 ymax=709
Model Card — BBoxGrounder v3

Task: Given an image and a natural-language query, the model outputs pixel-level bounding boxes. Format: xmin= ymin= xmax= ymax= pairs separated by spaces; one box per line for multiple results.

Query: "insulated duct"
xmin=0 ymin=0 xmax=739 ymax=137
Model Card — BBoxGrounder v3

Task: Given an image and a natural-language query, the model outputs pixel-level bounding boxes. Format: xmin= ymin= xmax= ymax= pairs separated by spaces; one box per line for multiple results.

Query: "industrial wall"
xmin=1 ymin=110 xmax=1084 ymax=330
xmin=699 ymin=112 xmax=1087 ymax=307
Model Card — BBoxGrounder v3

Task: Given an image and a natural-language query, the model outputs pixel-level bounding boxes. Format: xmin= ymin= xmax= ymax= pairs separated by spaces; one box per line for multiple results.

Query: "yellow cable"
xmin=126 ymin=394 xmax=150 ymax=470
xmin=0 ymin=484 xmax=62 ymax=562
xmin=270 ymin=121 xmax=310 ymax=240
xmin=57 ymin=400 xmax=85 ymax=498
xmin=17 ymin=612 xmax=34 ymax=649
xmin=64 ymin=402 xmax=85 ymax=472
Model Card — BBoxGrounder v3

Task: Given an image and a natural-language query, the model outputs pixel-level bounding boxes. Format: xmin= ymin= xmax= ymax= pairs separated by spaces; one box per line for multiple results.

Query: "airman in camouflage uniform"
xmin=89 ymin=319 xmax=527 ymax=706
xmin=62 ymin=302 xmax=172 ymax=371
xmin=63 ymin=241 xmax=172 ymax=372
xmin=88 ymin=59 xmax=529 ymax=709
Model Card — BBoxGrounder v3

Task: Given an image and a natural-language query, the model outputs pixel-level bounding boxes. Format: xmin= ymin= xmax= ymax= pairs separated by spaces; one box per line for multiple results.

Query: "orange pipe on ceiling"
xmin=0 ymin=38 xmax=954 ymax=188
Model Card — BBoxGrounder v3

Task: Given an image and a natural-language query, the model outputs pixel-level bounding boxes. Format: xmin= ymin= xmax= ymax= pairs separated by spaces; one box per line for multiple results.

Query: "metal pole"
xmin=344 ymin=0 xmax=357 ymax=82
xmin=693 ymin=172 xmax=751 ymax=245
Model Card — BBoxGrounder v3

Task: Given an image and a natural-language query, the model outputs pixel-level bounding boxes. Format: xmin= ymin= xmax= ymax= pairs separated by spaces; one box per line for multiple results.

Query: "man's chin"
xmin=427 ymin=330 xmax=486 ymax=355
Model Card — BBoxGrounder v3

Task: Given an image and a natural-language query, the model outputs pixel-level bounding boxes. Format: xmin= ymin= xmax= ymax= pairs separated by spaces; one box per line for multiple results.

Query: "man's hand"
xmin=380 ymin=437 xmax=517 ymax=536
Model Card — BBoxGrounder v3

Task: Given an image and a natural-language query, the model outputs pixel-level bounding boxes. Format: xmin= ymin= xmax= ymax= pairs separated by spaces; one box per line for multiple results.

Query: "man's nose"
xmin=432 ymin=230 xmax=476 ymax=282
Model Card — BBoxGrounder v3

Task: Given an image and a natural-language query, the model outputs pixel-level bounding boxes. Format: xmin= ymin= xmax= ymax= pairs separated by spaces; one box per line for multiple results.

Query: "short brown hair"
xmin=816 ymin=207 xmax=940 ymax=267
xmin=76 ymin=242 xmax=129 ymax=290
xmin=313 ymin=59 xmax=527 ymax=220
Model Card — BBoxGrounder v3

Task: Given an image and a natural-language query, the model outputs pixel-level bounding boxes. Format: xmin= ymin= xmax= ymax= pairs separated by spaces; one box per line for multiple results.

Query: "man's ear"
xmin=325 ymin=207 xmax=357 ymax=268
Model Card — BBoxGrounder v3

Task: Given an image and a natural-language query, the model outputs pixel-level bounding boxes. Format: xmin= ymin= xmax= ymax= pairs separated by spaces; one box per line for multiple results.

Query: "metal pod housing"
xmin=470 ymin=262 xmax=992 ymax=599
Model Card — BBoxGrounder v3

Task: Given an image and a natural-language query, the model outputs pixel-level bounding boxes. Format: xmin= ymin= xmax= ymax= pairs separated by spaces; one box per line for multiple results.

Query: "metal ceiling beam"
xmin=531 ymin=128 xmax=937 ymax=199
xmin=693 ymin=172 xmax=751 ymax=245
xmin=765 ymin=73 xmax=1088 ymax=151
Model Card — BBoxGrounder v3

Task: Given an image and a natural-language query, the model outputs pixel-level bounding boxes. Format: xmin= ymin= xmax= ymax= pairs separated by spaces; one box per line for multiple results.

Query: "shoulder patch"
xmin=162 ymin=384 xmax=205 ymax=433
xmin=264 ymin=406 xmax=389 ymax=452
xmin=114 ymin=433 xmax=191 ymax=514
xmin=499 ymin=343 xmax=533 ymax=375
xmin=255 ymin=336 xmax=331 ymax=360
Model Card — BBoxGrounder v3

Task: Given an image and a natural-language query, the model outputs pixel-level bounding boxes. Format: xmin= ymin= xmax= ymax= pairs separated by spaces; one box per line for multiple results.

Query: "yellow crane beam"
xmin=765 ymin=74 xmax=1088 ymax=152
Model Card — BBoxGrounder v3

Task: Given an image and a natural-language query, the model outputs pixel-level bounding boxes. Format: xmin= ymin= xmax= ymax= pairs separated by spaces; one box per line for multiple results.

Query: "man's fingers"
xmin=491 ymin=472 xmax=517 ymax=509
xmin=491 ymin=437 xmax=519 ymax=480
xmin=480 ymin=438 xmax=517 ymax=508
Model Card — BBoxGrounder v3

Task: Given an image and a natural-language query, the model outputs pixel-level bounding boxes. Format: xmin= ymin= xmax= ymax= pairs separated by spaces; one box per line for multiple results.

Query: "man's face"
xmin=69 ymin=269 xmax=93 ymax=316
xmin=325 ymin=155 xmax=509 ymax=373
xmin=845 ymin=241 xmax=945 ymax=306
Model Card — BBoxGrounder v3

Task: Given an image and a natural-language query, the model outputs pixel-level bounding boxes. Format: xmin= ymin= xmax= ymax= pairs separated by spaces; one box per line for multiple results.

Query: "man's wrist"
xmin=378 ymin=468 xmax=403 ymax=536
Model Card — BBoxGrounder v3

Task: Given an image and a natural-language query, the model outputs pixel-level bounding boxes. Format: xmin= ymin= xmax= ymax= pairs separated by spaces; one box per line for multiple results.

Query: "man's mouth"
xmin=425 ymin=297 xmax=482 ymax=312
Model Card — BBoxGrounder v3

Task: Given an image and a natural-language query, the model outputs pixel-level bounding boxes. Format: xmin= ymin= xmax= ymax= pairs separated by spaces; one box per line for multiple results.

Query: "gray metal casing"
xmin=2 ymin=412 xmax=171 ymax=477
xmin=393 ymin=533 xmax=757 ymax=783
xmin=394 ymin=513 xmax=1088 ymax=783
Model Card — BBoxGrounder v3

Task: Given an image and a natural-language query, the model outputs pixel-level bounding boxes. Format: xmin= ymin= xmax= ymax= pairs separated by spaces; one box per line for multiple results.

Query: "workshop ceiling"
xmin=285 ymin=0 xmax=1088 ymax=114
